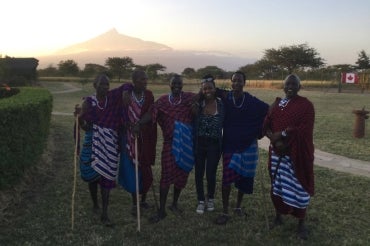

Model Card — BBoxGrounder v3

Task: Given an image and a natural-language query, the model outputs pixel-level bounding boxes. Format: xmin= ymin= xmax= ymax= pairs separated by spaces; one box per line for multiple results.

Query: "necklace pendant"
xmin=278 ymin=98 xmax=290 ymax=109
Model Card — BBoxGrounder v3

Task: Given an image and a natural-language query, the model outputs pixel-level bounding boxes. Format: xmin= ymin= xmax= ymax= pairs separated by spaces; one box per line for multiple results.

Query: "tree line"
xmin=37 ymin=43 xmax=370 ymax=81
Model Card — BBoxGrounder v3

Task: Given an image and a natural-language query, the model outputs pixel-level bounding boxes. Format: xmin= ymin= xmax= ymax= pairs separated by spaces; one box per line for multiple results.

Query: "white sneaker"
xmin=207 ymin=199 xmax=215 ymax=211
xmin=196 ymin=201 xmax=205 ymax=214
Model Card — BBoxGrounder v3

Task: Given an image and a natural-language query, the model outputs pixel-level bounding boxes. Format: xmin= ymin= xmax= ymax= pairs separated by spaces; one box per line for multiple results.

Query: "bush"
xmin=0 ymin=87 xmax=53 ymax=189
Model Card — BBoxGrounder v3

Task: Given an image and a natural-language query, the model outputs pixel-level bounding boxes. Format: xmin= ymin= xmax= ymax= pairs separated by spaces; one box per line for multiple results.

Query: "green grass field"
xmin=1 ymin=81 xmax=369 ymax=245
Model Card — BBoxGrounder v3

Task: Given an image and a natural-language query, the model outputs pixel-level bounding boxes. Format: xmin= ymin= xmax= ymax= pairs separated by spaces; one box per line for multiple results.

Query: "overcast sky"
xmin=1 ymin=0 xmax=370 ymax=65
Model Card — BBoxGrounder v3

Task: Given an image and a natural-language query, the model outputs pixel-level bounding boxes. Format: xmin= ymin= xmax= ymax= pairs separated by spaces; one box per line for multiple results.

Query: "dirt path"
xmin=49 ymin=82 xmax=82 ymax=94
xmin=258 ymin=137 xmax=370 ymax=178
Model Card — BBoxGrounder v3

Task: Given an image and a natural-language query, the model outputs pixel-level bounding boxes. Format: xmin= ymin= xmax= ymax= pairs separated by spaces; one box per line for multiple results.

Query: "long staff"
xmin=134 ymin=136 xmax=141 ymax=232
xmin=71 ymin=115 xmax=79 ymax=230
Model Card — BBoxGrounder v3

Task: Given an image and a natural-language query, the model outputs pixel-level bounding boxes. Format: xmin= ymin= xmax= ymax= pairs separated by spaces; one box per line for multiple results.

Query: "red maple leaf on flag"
xmin=342 ymin=73 xmax=359 ymax=84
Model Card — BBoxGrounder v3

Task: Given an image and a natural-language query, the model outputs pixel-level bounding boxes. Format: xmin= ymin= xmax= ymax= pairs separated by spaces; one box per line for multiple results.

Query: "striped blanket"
xmin=228 ymin=140 xmax=258 ymax=178
xmin=270 ymin=151 xmax=310 ymax=209
xmin=91 ymin=124 xmax=119 ymax=181
xmin=171 ymin=121 xmax=194 ymax=173
xmin=79 ymin=130 xmax=100 ymax=182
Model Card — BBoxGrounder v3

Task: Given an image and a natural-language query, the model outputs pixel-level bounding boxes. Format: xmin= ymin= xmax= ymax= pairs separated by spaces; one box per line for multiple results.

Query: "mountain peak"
xmin=105 ymin=28 xmax=119 ymax=34
xmin=98 ymin=28 xmax=120 ymax=38
xmin=54 ymin=29 xmax=172 ymax=55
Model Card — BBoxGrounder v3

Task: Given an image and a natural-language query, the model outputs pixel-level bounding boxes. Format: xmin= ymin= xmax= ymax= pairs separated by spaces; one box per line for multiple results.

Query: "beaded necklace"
xmin=232 ymin=92 xmax=245 ymax=108
xmin=168 ymin=92 xmax=182 ymax=106
xmin=132 ymin=91 xmax=145 ymax=105
xmin=96 ymin=96 xmax=107 ymax=110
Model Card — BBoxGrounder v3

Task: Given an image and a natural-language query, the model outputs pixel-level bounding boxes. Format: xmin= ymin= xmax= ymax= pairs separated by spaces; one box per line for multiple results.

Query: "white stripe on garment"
xmin=270 ymin=152 xmax=310 ymax=209
xmin=172 ymin=121 xmax=194 ymax=172
xmin=128 ymin=106 xmax=140 ymax=122
xmin=91 ymin=124 xmax=119 ymax=180
xmin=229 ymin=141 xmax=258 ymax=177
xmin=93 ymin=130 xmax=118 ymax=161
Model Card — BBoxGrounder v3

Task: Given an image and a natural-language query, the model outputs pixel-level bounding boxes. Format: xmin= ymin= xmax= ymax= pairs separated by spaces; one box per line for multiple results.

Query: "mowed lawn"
xmin=1 ymin=81 xmax=369 ymax=246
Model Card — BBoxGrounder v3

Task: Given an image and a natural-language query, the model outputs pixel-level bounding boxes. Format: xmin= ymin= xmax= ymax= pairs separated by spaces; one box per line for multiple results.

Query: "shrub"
xmin=0 ymin=87 xmax=53 ymax=189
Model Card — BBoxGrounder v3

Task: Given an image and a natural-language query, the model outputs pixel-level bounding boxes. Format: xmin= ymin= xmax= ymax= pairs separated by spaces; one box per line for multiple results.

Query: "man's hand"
xmin=74 ymin=104 xmax=81 ymax=117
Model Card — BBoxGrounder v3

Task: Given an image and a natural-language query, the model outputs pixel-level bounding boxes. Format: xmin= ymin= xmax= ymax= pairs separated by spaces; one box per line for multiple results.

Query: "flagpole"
xmin=338 ymin=70 xmax=342 ymax=93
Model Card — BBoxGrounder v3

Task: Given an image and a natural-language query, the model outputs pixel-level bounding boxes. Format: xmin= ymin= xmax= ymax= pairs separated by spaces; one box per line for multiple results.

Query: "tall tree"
xmin=81 ymin=63 xmax=107 ymax=77
xmin=105 ymin=57 xmax=134 ymax=82
xmin=143 ymin=63 xmax=166 ymax=80
xmin=355 ymin=50 xmax=370 ymax=70
xmin=181 ymin=67 xmax=196 ymax=78
xmin=196 ymin=66 xmax=226 ymax=79
xmin=238 ymin=63 xmax=260 ymax=79
xmin=57 ymin=60 xmax=79 ymax=76
xmin=262 ymin=43 xmax=325 ymax=73
xmin=38 ymin=65 xmax=58 ymax=77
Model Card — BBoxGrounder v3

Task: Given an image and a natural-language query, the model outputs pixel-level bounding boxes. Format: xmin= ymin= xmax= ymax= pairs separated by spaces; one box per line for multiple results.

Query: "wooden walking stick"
xmin=71 ymin=114 xmax=79 ymax=230
xmin=134 ymin=136 xmax=141 ymax=232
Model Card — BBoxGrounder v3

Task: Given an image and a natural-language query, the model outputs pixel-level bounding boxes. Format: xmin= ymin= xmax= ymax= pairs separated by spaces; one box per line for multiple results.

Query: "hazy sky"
xmin=2 ymin=0 xmax=370 ymax=65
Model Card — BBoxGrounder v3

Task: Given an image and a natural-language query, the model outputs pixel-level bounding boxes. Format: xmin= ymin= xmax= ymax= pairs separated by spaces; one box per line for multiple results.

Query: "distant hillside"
xmin=36 ymin=29 xmax=255 ymax=73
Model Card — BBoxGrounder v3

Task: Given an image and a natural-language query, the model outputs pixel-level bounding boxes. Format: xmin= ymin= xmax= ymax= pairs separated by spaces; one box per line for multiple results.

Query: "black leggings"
xmin=194 ymin=137 xmax=221 ymax=201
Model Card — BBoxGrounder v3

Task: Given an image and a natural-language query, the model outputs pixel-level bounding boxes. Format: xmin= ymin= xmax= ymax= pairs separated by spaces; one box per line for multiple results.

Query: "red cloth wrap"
xmin=263 ymin=95 xmax=315 ymax=196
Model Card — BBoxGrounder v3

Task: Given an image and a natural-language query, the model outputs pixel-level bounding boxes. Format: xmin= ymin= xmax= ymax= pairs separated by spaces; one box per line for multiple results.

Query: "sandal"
xmin=215 ymin=213 xmax=230 ymax=225
xmin=297 ymin=225 xmax=308 ymax=240
xmin=140 ymin=201 xmax=153 ymax=209
xmin=270 ymin=215 xmax=283 ymax=230
xmin=101 ymin=216 xmax=114 ymax=227
xmin=168 ymin=205 xmax=184 ymax=215
xmin=233 ymin=208 xmax=246 ymax=217
xmin=148 ymin=211 xmax=167 ymax=223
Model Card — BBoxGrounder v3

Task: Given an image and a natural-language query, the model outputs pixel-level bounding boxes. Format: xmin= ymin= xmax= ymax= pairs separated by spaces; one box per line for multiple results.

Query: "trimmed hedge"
xmin=0 ymin=87 xmax=53 ymax=189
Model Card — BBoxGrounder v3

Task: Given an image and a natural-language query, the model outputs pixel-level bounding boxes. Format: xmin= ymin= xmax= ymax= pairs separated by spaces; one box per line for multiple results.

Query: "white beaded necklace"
xmin=168 ymin=93 xmax=182 ymax=106
xmin=132 ymin=91 xmax=144 ymax=105
xmin=232 ymin=92 xmax=245 ymax=108
xmin=96 ymin=96 xmax=107 ymax=110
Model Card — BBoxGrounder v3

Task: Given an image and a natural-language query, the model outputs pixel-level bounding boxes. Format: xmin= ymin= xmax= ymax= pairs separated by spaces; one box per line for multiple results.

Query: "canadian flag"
xmin=341 ymin=72 xmax=359 ymax=84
